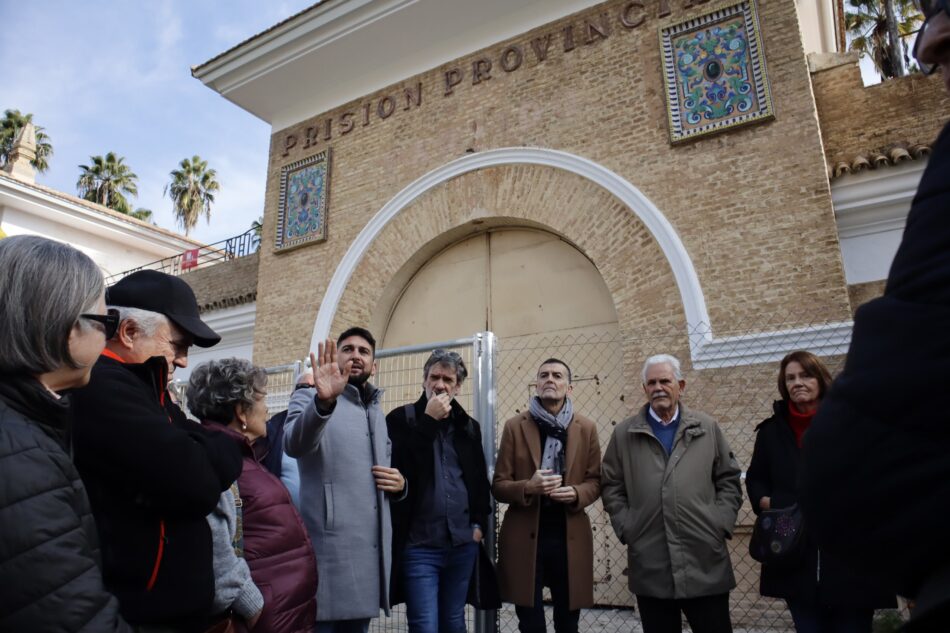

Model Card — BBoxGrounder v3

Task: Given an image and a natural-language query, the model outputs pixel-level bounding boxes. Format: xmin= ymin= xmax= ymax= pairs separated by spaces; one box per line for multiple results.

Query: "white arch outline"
xmin=309 ymin=147 xmax=852 ymax=366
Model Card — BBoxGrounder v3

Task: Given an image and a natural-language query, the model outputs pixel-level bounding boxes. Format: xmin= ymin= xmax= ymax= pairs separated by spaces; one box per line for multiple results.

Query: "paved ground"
xmin=368 ymin=605 xmax=795 ymax=632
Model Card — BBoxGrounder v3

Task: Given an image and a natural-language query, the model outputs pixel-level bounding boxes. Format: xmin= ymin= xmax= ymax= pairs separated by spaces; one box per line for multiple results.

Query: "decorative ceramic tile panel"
xmin=660 ymin=0 xmax=773 ymax=144
xmin=276 ymin=149 xmax=331 ymax=252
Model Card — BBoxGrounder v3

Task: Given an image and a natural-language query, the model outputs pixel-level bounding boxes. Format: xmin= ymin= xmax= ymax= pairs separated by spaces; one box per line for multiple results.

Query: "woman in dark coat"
xmin=0 ymin=235 xmax=129 ymax=632
xmin=746 ymin=350 xmax=894 ymax=632
xmin=187 ymin=358 xmax=318 ymax=633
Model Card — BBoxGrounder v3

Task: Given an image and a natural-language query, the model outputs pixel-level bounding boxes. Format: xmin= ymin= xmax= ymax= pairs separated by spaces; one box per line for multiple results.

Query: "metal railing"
xmin=105 ymin=228 xmax=260 ymax=284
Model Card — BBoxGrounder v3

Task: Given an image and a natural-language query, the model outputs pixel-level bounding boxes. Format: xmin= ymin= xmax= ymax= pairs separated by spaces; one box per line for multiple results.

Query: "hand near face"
xmin=526 ymin=469 xmax=562 ymax=496
xmin=549 ymin=486 xmax=578 ymax=504
xmin=372 ymin=465 xmax=405 ymax=494
xmin=311 ymin=339 xmax=349 ymax=407
xmin=424 ymin=393 xmax=453 ymax=420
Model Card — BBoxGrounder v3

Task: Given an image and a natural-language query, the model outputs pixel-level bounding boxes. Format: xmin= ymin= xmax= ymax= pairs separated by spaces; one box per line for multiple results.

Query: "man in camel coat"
xmin=493 ymin=358 xmax=602 ymax=633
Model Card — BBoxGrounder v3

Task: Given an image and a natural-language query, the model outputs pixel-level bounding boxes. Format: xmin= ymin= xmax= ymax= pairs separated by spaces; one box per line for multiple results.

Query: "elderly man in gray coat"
xmin=285 ymin=327 xmax=406 ymax=633
xmin=602 ymin=354 xmax=742 ymax=633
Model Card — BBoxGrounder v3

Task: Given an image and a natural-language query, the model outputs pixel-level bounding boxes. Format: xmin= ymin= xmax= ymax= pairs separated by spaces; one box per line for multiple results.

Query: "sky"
xmin=1 ymin=1 xmax=314 ymax=244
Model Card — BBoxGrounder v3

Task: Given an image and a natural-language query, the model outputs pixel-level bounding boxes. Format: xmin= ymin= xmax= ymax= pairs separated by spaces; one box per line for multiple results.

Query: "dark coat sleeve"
xmin=0 ymin=411 xmax=132 ymax=633
xmin=72 ymin=364 xmax=242 ymax=517
xmin=745 ymin=424 xmax=771 ymax=516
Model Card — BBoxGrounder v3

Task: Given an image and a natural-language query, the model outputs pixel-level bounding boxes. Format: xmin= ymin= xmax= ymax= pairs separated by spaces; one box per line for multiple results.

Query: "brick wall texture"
xmin=252 ymin=0 xmax=861 ymax=367
xmin=812 ymin=58 xmax=950 ymax=169
xmin=181 ymin=252 xmax=259 ymax=313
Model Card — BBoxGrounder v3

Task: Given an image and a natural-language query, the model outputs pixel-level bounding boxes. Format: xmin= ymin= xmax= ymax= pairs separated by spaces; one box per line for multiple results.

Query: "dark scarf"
xmin=0 ymin=373 xmax=72 ymax=448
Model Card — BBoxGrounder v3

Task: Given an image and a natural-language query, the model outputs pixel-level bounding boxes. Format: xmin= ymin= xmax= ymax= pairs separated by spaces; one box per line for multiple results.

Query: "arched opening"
xmin=380 ymin=228 xmax=618 ymax=347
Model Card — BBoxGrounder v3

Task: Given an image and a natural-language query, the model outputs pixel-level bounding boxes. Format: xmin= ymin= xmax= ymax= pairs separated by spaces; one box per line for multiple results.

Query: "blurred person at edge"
xmin=800 ymin=3 xmax=950 ymax=631
xmin=747 ymin=351 xmax=894 ymax=633
xmin=0 ymin=235 xmax=131 ymax=632
xmin=70 ymin=270 xmax=243 ymax=632
xmin=188 ymin=358 xmax=317 ymax=633
xmin=493 ymin=358 xmax=602 ymax=633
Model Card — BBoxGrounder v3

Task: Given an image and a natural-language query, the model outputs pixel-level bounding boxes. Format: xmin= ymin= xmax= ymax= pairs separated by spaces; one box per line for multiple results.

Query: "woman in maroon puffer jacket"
xmin=187 ymin=358 xmax=318 ymax=633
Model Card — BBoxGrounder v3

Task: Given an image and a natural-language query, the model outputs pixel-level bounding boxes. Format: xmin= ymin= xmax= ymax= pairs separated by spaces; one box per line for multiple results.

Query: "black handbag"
xmin=466 ymin=540 xmax=501 ymax=609
xmin=749 ymin=503 xmax=805 ymax=566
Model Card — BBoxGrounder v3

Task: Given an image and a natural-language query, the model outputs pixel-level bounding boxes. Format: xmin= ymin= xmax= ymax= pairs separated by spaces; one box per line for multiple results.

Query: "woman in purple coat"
xmin=188 ymin=358 xmax=318 ymax=633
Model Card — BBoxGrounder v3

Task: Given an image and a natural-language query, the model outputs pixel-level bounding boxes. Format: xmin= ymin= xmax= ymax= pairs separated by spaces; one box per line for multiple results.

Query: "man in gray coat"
xmin=285 ymin=327 xmax=406 ymax=633
xmin=601 ymin=354 xmax=742 ymax=633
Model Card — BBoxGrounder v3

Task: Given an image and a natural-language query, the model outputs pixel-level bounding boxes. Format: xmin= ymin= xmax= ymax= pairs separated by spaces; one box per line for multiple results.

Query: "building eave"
xmin=0 ymin=173 xmax=203 ymax=254
xmin=192 ymin=0 xmax=604 ymax=131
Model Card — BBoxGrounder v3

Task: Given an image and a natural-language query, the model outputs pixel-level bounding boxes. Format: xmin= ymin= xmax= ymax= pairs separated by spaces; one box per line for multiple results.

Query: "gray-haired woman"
xmin=187 ymin=358 xmax=317 ymax=633
xmin=0 ymin=235 xmax=130 ymax=632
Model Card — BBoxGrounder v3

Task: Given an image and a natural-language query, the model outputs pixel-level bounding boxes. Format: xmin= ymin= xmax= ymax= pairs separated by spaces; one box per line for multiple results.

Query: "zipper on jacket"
xmin=816 ymin=548 xmax=821 ymax=583
xmin=146 ymin=519 xmax=166 ymax=591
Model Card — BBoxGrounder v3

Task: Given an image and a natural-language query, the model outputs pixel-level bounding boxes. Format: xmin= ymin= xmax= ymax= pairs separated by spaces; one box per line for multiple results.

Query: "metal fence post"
xmin=472 ymin=331 xmax=498 ymax=633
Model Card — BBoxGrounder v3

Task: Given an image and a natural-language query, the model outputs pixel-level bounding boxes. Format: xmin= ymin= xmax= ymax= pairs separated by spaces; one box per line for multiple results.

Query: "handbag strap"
xmin=230 ymin=481 xmax=245 ymax=558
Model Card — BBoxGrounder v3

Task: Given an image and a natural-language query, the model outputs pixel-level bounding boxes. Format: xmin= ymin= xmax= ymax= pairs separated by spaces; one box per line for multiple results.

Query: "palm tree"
xmin=250 ymin=215 xmax=263 ymax=251
xmin=846 ymin=0 xmax=922 ymax=78
xmin=130 ymin=208 xmax=156 ymax=224
xmin=165 ymin=155 xmax=219 ymax=235
xmin=76 ymin=152 xmax=139 ymax=213
xmin=0 ymin=110 xmax=53 ymax=172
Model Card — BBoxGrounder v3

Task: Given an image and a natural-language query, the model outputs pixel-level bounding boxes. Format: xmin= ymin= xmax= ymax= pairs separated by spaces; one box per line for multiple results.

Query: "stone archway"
xmin=311 ymin=147 xmax=710 ymax=357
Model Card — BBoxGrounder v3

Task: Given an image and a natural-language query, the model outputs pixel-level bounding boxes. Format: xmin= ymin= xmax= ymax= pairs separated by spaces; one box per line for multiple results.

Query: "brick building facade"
xmin=194 ymin=0 xmax=949 ymax=628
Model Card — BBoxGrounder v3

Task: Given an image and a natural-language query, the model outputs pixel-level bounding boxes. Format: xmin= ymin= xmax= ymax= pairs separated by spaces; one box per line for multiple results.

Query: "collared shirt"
xmin=647 ymin=406 xmax=681 ymax=456
xmin=408 ymin=423 xmax=472 ymax=548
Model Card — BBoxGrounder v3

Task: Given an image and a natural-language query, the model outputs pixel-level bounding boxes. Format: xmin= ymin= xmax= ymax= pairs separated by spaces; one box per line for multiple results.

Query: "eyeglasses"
xmin=80 ymin=308 xmax=120 ymax=339
xmin=914 ymin=0 xmax=950 ymax=75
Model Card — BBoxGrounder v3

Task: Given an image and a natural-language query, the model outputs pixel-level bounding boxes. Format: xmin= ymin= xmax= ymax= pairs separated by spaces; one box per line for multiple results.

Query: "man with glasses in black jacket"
xmin=801 ymin=3 xmax=950 ymax=631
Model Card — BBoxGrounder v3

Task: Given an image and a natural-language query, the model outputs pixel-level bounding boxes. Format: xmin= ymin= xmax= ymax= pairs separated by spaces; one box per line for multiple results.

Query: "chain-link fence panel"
xmin=260 ymin=314 xmax=903 ymax=632
xmin=488 ymin=316 xmax=855 ymax=633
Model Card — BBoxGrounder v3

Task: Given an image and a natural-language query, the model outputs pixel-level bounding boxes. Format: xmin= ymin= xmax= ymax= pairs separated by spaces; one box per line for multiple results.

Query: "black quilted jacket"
xmin=0 ymin=375 xmax=130 ymax=632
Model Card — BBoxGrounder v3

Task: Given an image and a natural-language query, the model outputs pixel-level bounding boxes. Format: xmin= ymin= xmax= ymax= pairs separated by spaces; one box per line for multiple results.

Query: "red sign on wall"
xmin=182 ymin=249 xmax=199 ymax=270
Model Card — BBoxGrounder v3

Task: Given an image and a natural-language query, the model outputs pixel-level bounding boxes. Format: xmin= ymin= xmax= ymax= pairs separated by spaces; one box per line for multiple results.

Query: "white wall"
xmin=1 ymin=205 xmax=167 ymax=276
xmin=831 ymin=160 xmax=926 ymax=284
xmin=172 ymin=303 xmax=257 ymax=384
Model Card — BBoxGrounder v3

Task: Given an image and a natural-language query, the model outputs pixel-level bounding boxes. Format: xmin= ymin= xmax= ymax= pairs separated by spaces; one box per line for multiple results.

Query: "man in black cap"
xmin=71 ymin=270 xmax=243 ymax=631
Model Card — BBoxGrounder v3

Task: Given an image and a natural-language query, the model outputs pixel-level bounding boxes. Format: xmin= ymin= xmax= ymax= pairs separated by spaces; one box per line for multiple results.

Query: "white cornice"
xmin=193 ymin=0 xmax=605 ymax=130
xmin=0 ymin=176 xmax=200 ymax=254
xmin=831 ymin=160 xmax=926 ymax=238
xmin=201 ymin=302 xmax=257 ymax=335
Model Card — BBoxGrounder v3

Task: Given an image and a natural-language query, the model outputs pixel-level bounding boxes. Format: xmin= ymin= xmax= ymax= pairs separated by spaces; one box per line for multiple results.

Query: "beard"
xmin=347 ymin=367 xmax=372 ymax=387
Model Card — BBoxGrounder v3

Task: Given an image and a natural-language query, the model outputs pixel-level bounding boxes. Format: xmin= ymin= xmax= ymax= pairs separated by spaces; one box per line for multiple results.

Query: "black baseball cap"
xmin=106 ymin=270 xmax=221 ymax=348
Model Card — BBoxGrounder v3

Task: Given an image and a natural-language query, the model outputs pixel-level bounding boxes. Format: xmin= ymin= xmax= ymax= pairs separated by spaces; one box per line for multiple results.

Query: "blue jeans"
xmin=403 ymin=542 xmax=478 ymax=633
xmin=314 ymin=619 xmax=370 ymax=633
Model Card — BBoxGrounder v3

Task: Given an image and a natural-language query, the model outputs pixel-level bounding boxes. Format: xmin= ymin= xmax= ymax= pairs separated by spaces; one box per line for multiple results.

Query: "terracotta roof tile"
xmin=830 ymin=143 xmax=932 ymax=179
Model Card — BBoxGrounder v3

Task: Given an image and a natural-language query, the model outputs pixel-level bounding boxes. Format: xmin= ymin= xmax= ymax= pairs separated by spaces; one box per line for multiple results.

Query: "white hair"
xmin=110 ymin=305 xmax=168 ymax=338
xmin=641 ymin=354 xmax=683 ymax=384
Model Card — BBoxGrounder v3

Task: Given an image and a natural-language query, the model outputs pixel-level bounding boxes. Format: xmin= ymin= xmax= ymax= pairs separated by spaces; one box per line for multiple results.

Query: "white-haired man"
xmin=71 ymin=270 xmax=243 ymax=631
xmin=601 ymin=354 xmax=741 ymax=633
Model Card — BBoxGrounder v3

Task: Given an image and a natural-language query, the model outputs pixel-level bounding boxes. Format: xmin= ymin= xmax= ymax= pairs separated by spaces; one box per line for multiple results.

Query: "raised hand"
xmin=311 ymin=339 xmax=349 ymax=407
